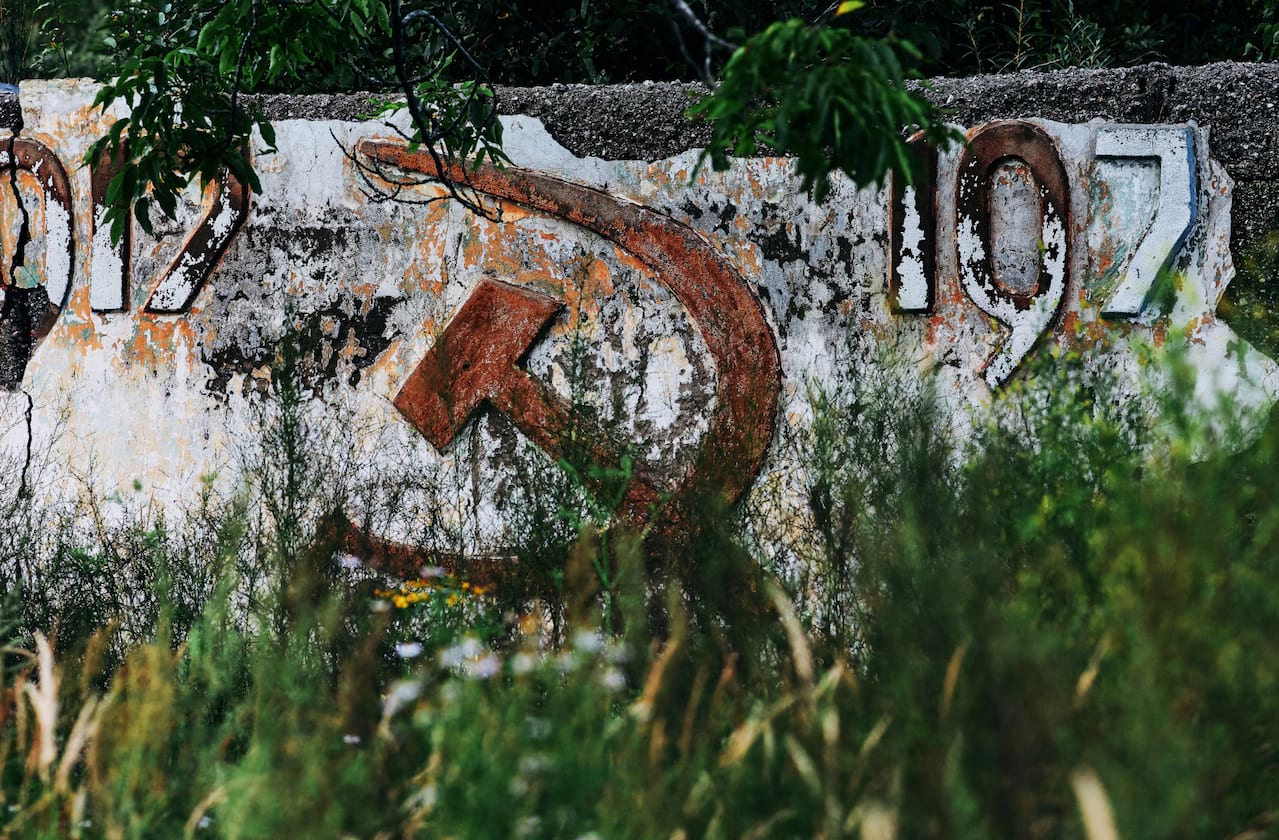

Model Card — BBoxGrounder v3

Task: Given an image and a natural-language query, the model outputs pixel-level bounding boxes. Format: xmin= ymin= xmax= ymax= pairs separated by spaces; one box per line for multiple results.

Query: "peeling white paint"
xmin=896 ymin=184 xmax=930 ymax=311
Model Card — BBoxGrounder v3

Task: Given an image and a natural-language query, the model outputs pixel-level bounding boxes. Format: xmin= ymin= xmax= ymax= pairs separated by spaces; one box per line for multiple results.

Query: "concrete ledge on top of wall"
xmin=0 ymin=89 xmax=18 ymax=131
xmin=242 ymin=83 xmax=714 ymax=162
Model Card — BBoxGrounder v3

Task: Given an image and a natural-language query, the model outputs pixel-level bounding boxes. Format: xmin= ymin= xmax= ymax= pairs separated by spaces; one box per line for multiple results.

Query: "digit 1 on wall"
xmin=89 ymin=141 xmax=130 ymax=312
xmin=955 ymin=121 xmax=1072 ymax=388
xmin=888 ymin=135 xmax=937 ymax=313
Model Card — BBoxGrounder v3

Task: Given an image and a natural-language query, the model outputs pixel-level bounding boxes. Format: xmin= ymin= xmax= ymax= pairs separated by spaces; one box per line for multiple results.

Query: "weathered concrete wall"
xmin=1 ymin=70 xmax=1277 ymax=571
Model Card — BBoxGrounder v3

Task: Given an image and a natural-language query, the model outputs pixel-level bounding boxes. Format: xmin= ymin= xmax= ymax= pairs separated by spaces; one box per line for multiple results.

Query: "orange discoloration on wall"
xmin=120 ymin=316 xmax=197 ymax=371
xmin=5 ymin=84 xmax=1273 ymax=581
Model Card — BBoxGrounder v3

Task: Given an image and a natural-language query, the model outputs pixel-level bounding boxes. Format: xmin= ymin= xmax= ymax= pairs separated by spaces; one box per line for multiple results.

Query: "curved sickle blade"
xmin=357 ymin=139 xmax=782 ymax=528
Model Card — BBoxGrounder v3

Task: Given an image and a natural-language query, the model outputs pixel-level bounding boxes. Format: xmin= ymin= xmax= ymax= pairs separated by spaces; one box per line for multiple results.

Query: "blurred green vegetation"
xmin=2 ymin=340 xmax=1278 ymax=837
xmin=0 ymin=0 xmax=110 ymax=83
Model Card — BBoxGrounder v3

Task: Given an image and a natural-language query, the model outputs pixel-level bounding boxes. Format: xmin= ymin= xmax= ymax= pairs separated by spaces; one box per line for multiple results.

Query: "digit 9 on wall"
xmin=956 ymin=121 xmax=1072 ymax=389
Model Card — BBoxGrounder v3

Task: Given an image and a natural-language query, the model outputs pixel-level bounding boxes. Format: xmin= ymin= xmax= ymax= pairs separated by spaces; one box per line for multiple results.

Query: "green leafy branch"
xmin=688 ymin=5 xmax=961 ymax=201
xmin=86 ymin=0 xmax=505 ymax=244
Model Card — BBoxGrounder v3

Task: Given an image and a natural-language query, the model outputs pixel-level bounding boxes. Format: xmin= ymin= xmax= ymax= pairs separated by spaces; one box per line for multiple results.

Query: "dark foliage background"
xmin=6 ymin=0 xmax=1279 ymax=88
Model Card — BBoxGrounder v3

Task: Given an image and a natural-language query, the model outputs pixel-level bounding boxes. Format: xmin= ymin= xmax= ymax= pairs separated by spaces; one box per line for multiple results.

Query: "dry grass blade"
xmin=55 ymin=695 xmax=103 ymax=793
xmin=785 ymin=734 xmax=822 ymax=795
xmin=183 ymin=786 xmax=228 ymax=839
xmin=858 ymin=802 xmax=898 ymax=840
xmin=940 ymin=641 xmax=968 ymax=723
xmin=1074 ymin=636 xmax=1111 ymax=709
xmin=858 ymin=715 xmax=892 ymax=760
xmin=1071 ymin=766 xmax=1120 ymax=840
xmin=720 ymin=695 xmax=796 ymax=767
xmin=678 ymin=666 xmax=710 ymax=758
xmin=22 ymin=632 xmax=58 ymax=778
xmin=766 ymin=581 xmax=814 ymax=690
xmin=632 ymin=634 xmax=682 ymax=724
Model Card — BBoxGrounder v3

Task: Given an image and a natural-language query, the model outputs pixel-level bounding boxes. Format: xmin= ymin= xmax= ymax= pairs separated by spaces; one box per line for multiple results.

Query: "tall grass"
xmin=2 ymin=340 xmax=1278 ymax=838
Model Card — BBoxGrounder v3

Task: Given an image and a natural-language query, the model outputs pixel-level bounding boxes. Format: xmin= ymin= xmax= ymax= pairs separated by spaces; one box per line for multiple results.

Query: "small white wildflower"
xmin=572 ymin=628 xmax=604 ymax=653
xmin=382 ymin=679 xmax=422 ymax=717
xmin=439 ymin=644 xmax=465 ymax=669
xmin=526 ymin=716 xmax=551 ymax=739
xmin=555 ymin=650 xmax=577 ymax=674
xmin=371 ymin=600 xmax=391 ymax=613
xmin=518 ymin=754 xmax=548 ymax=776
xmin=419 ymin=565 xmax=446 ymax=579
xmin=343 ymin=733 xmax=362 ymax=745
xmin=600 ymin=667 xmax=626 ymax=691
xmin=442 ymin=636 xmax=486 ymax=668
xmin=466 ymin=654 xmax=500 ymax=679
xmin=197 ymin=816 xmax=211 ymax=829
xmin=395 ymin=641 xmax=423 ymax=659
xmin=335 ymin=553 xmax=363 ymax=570
xmin=510 ymin=652 xmax=537 ymax=675
xmin=406 ymin=784 xmax=438 ymax=811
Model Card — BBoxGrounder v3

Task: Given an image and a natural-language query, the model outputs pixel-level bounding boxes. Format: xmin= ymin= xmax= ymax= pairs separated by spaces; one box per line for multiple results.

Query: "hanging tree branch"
xmin=88 ymin=0 xmax=507 ymax=241
xmin=666 ymin=0 xmax=740 ymax=87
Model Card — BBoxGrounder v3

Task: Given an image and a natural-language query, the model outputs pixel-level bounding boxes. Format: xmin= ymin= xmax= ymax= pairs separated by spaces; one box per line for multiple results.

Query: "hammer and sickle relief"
xmin=336 ymin=140 xmax=783 ymax=583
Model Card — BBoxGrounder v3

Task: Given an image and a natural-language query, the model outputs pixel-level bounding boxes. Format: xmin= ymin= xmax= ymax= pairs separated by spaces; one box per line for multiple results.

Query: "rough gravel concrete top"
xmin=252 ymin=63 xmax=1279 ymax=180
xmin=0 ymin=91 xmax=18 ymax=131
xmin=4 ymin=63 xmax=1277 ymax=171
xmin=239 ymin=83 xmax=713 ymax=161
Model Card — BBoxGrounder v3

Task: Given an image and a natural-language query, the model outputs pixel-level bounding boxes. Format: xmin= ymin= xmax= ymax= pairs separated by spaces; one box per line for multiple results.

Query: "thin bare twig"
xmin=666 ymin=0 xmax=740 ymax=88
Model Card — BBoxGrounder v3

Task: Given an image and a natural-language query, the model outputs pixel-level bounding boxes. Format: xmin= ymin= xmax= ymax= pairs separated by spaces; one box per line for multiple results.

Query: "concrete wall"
xmin=0 ymin=68 xmax=1276 ymax=567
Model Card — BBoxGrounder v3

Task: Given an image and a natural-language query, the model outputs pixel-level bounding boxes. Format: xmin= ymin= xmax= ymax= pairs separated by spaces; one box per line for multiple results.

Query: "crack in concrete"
xmin=17 ymin=388 xmax=32 ymax=501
